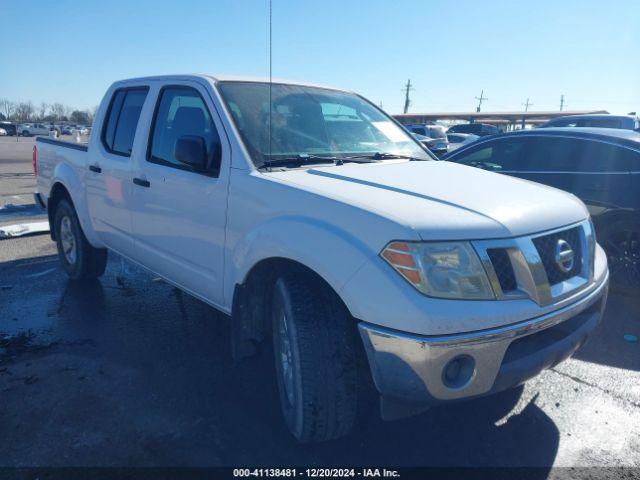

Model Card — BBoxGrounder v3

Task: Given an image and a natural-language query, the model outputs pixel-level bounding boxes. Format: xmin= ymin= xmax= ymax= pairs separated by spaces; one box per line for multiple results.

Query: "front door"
xmin=129 ymin=82 xmax=229 ymax=306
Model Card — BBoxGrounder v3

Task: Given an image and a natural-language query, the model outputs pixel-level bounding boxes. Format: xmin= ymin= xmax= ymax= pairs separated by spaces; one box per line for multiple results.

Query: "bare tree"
xmin=14 ymin=101 xmax=35 ymax=123
xmin=0 ymin=98 xmax=15 ymax=119
xmin=38 ymin=102 xmax=49 ymax=121
xmin=50 ymin=102 xmax=66 ymax=121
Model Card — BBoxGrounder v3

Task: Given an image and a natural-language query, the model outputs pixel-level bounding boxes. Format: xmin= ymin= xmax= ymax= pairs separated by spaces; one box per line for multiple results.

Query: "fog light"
xmin=442 ymin=355 xmax=475 ymax=389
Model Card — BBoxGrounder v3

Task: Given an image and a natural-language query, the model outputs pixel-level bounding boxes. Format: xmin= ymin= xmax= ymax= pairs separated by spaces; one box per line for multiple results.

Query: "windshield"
xmin=217 ymin=81 xmax=432 ymax=167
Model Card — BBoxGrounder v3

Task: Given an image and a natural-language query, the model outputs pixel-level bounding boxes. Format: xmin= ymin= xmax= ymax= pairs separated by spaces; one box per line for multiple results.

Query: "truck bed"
xmin=36 ymin=136 xmax=89 ymax=152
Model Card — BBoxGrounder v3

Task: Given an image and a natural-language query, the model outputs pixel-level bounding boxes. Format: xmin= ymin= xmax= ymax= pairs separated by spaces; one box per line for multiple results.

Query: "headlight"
xmin=381 ymin=241 xmax=495 ymax=300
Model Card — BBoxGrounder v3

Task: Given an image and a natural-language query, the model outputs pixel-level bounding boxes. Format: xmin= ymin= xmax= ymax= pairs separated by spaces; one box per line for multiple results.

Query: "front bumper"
xmin=359 ymin=271 xmax=608 ymax=412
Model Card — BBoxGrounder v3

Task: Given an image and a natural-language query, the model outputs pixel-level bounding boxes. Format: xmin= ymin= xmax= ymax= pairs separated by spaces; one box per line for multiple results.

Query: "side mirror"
xmin=175 ymin=135 xmax=208 ymax=171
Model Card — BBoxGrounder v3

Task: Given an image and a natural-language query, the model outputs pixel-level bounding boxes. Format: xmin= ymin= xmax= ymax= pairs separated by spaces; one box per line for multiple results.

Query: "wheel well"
xmin=593 ymin=209 xmax=640 ymax=235
xmin=47 ymin=183 xmax=73 ymax=240
xmin=230 ymin=258 xmax=352 ymax=361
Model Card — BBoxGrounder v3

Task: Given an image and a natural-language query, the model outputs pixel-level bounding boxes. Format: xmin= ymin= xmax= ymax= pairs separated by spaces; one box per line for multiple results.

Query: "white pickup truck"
xmin=34 ymin=74 xmax=609 ymax=443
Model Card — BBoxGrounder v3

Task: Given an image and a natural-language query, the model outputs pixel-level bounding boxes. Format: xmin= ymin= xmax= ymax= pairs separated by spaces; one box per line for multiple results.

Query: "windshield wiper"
xmin=258 ymin=155 xmax=342 ymax=170
xmin=345 ymin=152 xmax=423 ymax=161
xmin=258 ymin=152 xmax=422 ymax=170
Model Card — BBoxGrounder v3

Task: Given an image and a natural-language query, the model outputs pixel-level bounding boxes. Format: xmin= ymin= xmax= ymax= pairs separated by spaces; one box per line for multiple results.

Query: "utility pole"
xmin=403 ymin=79 xmax=413 ymax=114
xmin=521 ymin=98 xmax=533 ymax=129
xmin=475 ymin=90 xmax=487 ymax=113
xmin=559 ymin=94 xmax=565 ymax=112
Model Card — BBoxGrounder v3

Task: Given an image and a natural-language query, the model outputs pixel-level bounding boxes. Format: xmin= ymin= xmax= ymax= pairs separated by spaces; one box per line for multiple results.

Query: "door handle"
xmin=132 ymin=177 xmax=151 ymax=188
xmin=89 ymin=165 xmax=102 ymax=173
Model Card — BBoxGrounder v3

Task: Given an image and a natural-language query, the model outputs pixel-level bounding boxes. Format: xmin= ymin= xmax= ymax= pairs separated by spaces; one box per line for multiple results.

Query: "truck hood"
xmin=266 ymin=160 xmax=589 ymax=240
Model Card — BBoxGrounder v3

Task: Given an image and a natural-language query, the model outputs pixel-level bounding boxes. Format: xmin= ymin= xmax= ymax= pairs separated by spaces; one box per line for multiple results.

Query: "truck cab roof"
xmin=110 ymin=74 xmax=352 ymax=94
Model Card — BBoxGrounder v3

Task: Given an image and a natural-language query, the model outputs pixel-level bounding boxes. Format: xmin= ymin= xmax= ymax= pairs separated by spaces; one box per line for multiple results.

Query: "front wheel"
xmin=600 ymin=219 xmax=640 ymax=295
xmin=22 ymin=131 xmax=30 ymax=137
xmin=54 ymin=199 xmax=108 ymax=280
xmin=271 ymin=271 xmax=357 ymax=443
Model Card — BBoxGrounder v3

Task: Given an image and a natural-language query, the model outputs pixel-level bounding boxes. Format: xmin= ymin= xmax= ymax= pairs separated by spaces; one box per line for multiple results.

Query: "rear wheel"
xmin=600 ymin=219 xmax=640 ymax=295
xmin=271 ymin=271 xmax=357 ymax=443
xmin=54 ymin=199 xmax=108 ymax=280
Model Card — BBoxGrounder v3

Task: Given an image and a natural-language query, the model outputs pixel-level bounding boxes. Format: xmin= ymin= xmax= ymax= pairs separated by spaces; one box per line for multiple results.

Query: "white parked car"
xmin=18 ymin=123 xmax=51 ymax=136
xmin=34 ymin=74 xmax=609 ymax=443
xmin=0 ymin=127 xmax=7 ymax=136
xmin=447 ymin=132 xmax=480 ymax=151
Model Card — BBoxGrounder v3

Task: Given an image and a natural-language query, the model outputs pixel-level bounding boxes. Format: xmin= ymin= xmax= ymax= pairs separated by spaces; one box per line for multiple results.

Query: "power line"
xmin=402 ymin=79 xmax=413 ymax=114
xmin=475 ymin=90 xmax=487 ymax=112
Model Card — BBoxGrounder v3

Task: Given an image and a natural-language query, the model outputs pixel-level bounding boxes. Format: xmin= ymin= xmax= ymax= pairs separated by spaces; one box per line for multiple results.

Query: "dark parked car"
xmin=447 ymin=122 xmax=500 ymax=136
xmin=0 ymin=122 xmax=17 ymax=136
xmin=444 ymin=127 xmax=640 ymax=293
xmin=539 ymin=114 xmax=639 ymax=131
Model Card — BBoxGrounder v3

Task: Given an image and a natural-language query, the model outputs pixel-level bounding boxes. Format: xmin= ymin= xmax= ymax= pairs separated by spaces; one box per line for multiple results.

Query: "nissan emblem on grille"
xmin=555 ymin=239 xmax=575 ymax=273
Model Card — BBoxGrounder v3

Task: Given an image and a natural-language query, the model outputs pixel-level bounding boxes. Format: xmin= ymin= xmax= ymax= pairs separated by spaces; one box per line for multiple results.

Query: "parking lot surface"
xmin=1 ymin=136 xmax=639 ymax=469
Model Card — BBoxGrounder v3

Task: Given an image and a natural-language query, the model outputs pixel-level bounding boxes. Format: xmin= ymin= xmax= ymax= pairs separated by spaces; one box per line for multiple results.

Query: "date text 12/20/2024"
xmin=233 ymin=469 xmax=400 ymax=477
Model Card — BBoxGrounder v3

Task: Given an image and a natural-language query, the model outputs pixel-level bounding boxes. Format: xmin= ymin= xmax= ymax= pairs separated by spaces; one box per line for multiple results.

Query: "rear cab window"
xmin=102 ymin=87 xmax=149 ymax=156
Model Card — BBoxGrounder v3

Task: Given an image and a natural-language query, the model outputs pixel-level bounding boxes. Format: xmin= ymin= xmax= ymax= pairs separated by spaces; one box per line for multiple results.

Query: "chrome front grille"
xmin=473 ymin=220 xmax=595 ymax=306
xmin=532 ymin=227 xmax=582 ymax=285
xmin=486 ymin=248 xmax=517 ymax=292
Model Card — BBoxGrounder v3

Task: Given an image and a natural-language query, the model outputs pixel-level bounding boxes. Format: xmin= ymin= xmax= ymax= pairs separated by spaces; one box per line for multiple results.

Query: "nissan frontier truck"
xmin=34 ymin=75 xmax=609 ymax=443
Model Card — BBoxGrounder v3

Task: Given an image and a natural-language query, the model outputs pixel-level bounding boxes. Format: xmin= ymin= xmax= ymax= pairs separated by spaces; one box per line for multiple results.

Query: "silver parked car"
xmin=539 ymin=114 xmax=639 ymax=131
xmin=447 ymin=132 xmax=479 ymax=151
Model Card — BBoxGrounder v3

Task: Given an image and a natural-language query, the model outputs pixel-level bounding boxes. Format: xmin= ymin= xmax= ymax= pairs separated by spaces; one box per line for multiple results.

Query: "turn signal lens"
xmin=381 ymin=242 xmax=423 ymax=287
xmin=32 ymin=145 xmax=37 ymax=176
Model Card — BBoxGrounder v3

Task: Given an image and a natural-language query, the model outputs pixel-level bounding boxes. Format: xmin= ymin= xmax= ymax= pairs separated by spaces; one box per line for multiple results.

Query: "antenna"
xmin=268 ymin=0 xmax=272 ymax=167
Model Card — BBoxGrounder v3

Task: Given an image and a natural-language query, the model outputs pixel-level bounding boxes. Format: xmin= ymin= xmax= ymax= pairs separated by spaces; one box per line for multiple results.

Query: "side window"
xmin=526 ymin=137 xmax=582 ymax=171
xmin=102 ymin=88 xmax=148 ymax=156
xmin=579 ymin=141 xmax=635 ymax=172
xmin=411 ymin=127 xmax=426 ymax=136
xmin=584 ymin=118 xmax=621 ymax=129
xmin=451 ymin=138 xmax=529 ymax=171
xmin=148 ymin=86 xmax=221 ymax=175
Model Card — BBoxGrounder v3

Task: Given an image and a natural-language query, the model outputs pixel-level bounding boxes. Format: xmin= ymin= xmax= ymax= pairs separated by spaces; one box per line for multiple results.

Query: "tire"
xmin=22 ymin=131 xmax=30 ymax=137
xmin=53 ymin=199 xmax=108 ymax=280
xmin=599 ymin=219 xmax=640 ymax=296
xmin=271 ymin=270 xmax=357 ymax=443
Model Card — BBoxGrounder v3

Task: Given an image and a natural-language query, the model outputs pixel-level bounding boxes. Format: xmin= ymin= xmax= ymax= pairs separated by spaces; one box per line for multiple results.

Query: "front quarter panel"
xmin=224 ymin=170 xmax=417 ymax=311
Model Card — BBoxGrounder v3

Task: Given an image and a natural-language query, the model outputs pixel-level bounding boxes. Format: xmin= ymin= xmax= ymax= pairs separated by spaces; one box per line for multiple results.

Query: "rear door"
xmin=516 ymin=136 xmax=633 ymax=217
xmin=85 ymin=86 xmax=149 ymax=257
xmin=129 ymin=81 xmax=230 ymax=306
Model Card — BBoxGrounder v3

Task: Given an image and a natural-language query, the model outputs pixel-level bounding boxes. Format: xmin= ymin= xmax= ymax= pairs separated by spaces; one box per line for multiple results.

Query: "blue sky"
xmin=1 ymin=0 xmax=638 ymax=115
